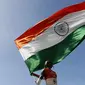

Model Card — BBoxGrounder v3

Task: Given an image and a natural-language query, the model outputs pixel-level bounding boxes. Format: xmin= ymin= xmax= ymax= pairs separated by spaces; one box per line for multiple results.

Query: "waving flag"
xmin=15 ymin=2 xmax=85 ymax=73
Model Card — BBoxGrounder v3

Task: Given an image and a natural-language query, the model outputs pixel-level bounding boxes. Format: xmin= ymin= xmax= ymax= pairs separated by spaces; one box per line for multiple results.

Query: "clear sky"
xmin=0 ymin=0 xmax=85 ymax=85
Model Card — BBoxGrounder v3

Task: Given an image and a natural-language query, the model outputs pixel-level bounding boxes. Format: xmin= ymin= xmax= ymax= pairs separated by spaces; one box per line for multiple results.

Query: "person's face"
xmin=47 ymin=62 xmax=53 ymax=68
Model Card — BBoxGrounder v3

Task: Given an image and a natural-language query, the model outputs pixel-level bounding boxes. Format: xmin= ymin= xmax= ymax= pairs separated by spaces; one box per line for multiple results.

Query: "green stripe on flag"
xmin=25 ymin=26 xmax=85 ymax=73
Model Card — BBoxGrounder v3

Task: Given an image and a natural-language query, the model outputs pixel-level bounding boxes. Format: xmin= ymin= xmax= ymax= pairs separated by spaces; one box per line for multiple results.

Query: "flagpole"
xmin=35 ymin=76 xmax=42 ymax=85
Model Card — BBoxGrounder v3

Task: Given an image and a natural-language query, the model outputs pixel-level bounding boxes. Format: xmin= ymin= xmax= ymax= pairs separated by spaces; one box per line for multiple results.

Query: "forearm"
xmin=31 ymin=73 xmax=40 ymax=78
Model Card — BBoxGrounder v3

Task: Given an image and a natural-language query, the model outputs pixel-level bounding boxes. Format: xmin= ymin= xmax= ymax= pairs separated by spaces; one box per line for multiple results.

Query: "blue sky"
xmin=0 ymin=0 xmax=85 ymax=85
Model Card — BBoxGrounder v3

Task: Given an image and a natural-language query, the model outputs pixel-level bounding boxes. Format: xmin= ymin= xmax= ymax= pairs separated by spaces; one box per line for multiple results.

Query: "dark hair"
xmin=45 ymin=60 xmax=53 ymax=68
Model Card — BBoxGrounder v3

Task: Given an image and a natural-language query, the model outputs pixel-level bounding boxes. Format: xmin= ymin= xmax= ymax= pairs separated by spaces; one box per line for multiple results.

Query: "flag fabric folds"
xmin=15 ymin=2 xmax=85 ymax=73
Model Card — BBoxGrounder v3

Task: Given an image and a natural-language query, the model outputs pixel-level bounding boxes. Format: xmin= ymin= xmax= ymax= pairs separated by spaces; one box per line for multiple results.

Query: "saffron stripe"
xmin=15 ymin=2 xmax=85 ymax=49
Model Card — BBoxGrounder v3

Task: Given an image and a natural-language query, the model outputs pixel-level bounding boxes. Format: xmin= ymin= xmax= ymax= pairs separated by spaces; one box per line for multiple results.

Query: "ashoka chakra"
xmin=54 ymin=22 xmax=69 ymax=36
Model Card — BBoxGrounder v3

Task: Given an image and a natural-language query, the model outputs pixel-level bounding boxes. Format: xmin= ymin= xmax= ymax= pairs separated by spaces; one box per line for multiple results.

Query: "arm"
xmin=31 ymin=72 xmax=40 ymax=78
xmin=31 ymin=72 xmax=44 ymax=79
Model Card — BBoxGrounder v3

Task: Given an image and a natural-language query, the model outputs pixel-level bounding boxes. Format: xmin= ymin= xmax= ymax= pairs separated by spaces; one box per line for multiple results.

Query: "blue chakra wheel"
xmin=54 ymin=22 xmax=69 ymax=36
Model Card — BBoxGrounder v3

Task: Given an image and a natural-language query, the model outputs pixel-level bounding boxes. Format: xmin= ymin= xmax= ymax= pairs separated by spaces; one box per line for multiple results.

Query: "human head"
xmin=45 ymin=60 xmax=53 ymax=68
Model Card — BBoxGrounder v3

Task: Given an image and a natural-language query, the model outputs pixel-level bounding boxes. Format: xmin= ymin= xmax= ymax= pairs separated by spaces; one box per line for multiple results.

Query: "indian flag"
xmin=15 ymin=2 xmax=85 ymax=73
